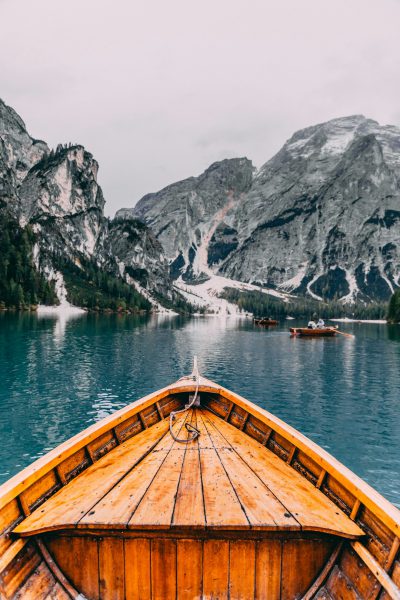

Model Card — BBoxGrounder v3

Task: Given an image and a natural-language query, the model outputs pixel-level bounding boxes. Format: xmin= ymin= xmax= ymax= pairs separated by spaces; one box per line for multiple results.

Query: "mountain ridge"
xmin=119 ymin=114 xmax=400 ymax=304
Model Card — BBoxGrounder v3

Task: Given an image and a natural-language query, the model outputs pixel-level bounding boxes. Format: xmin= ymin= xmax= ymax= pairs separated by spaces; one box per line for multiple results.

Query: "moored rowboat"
xmin=0 ymin=361 xmax=399 ymax=599
xmin=290 ymin=326 xmax=337 ymax=337
xmin=254 ymin=318 xmax=279 ymax=326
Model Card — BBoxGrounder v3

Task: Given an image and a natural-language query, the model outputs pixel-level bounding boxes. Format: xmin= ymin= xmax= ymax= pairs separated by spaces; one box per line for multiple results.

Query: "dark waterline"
xmin=0 ymin=312 xmax=399 ymax=507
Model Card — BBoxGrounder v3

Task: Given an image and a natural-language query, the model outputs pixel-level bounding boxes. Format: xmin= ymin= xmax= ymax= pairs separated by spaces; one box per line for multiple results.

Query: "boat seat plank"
xmin=80 ymin=413 xmax=190 ymax=528
xmin=14 ymin=418 xmax=172 ymax=536
xmin=14 ymin=407 xmax=363 ymax=537
xmin=203 ymin=409 xmax=363 ymax=539
xmin=172 ymin=411 xmax=205 ymax=529
xmin=198 ymin=411 xmax=300 ymax=530
xmin=128 ymin=411 xmax=197 ymax=529
xmin=195 ymin=409 xmax=249 ymax=529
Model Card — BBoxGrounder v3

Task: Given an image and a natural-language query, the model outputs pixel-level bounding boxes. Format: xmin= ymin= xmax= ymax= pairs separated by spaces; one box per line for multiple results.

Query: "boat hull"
xmin=0 ymin=373 xmax=399 ymax=599
xmin=290 ymin=327 xmax=337 ymax=337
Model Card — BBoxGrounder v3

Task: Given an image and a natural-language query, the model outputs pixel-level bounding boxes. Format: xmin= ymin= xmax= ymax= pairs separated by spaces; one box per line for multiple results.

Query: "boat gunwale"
xmin=0 ymin=376 xmax=399 ymax=540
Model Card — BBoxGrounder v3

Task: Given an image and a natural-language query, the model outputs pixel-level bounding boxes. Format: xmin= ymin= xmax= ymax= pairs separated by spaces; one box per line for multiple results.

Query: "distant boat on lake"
xmin=0 ymin=360 xmax=399 ymax=599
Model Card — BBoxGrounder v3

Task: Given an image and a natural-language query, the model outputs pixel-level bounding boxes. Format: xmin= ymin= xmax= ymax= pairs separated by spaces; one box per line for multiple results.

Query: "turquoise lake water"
xmin=0 ymin=312 xmax=399 ymax=507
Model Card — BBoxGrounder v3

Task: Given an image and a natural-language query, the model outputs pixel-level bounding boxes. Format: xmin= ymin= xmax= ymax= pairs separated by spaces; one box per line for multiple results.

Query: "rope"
xmin=169 ymin=365 xmax=201 ymax=443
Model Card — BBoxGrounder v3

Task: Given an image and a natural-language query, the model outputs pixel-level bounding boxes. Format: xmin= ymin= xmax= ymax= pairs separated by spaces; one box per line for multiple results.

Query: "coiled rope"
xmin=169 ymin=358 xmax=201 ymax=443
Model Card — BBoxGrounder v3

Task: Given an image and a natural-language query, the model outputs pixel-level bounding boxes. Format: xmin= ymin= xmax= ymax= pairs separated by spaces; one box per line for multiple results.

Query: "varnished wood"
xmin=124 ymin=538 xmax=151 ymax=600
xmin=255 ymin=540 xmax=282 ymax=600
xmin=99 ymin=538 xmax=125 ymax=600
xmin=351 ymin=541 xmax=400 ymax=599
xmin=1 ymin=370 xmax=400 ymax=598
xmin=151 ymin=539 xmax=176 ymax=600
xmin=203 ymin=539 xmax=229 ymax=599
xmin=203 ymin=410 xmax=363 ymax=538
xmin=177 ymin=539 xmax=202 ymax=600
xmin=229 ymin=540 xmax=256 ymax=599
xmin=36 ymin=538 xmax=80 ymax=599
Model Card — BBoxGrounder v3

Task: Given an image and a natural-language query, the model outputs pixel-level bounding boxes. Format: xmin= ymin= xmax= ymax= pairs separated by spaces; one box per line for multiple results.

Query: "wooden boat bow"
xmin=0 ymin=366 xmax=399 ymax=599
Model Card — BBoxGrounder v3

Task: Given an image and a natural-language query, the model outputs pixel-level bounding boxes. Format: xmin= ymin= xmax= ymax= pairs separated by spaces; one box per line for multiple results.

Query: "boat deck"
xmin=14 ymin=408 xmax=362 ymax=538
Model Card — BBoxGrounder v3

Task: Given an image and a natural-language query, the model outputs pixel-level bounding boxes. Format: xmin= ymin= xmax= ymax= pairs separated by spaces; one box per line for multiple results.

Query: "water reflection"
xmin=0 ymin=314 xmax=399 ymax=507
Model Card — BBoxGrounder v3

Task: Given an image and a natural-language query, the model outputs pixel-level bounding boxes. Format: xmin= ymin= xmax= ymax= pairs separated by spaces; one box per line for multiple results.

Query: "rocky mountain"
xmin=0 ymin=98 xmax=177 ymax=310
xmin=120 ymin=115 xmax=400 ymax=302
xmin=121 ymin=158 xmax=254 ymax=283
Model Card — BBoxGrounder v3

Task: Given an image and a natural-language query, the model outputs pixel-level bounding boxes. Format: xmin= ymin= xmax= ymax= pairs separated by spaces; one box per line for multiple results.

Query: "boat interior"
xmin=0 ymin=375 xmax=399 ymax=599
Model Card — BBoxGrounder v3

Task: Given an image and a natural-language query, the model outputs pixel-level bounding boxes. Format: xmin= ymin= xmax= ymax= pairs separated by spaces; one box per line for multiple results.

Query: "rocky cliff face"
xmin=223 ymin=115 xmax=400 ymax=301
xmin=118 ymin=158 xmax=254 ymax=282
xmin=103 ymin=217 xmax=176 ymax=303
xmin=0 ymin=98 xmax=175 ymax=308
xmin=122 ymin=115 xmax=400 ymax=302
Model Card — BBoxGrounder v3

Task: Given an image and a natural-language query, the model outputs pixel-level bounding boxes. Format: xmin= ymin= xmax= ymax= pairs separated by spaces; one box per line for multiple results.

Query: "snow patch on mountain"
xmin=175 ymin=274 xmax=290 ymax=316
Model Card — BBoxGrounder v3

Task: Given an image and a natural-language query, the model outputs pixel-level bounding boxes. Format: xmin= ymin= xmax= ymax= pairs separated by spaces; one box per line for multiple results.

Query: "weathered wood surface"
xmin=1 ymin=372 xmax=400 ymax=598
xmin=39 ymin=534 xmax=339 ymax=600
xmin=15 ymin=409 xmax=363 ymax=538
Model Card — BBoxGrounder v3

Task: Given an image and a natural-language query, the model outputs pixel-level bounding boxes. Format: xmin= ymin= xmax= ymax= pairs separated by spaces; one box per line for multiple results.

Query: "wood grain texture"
xmin=151 ymin=539 xmax=176 ymax=600
xmin=177 ymin=539 xmax=202 ymax=600
xmin=204 ymin=410 xmax=363 ymax=538
xmin=281 ymin=539 xmax=335 ymax=599
xmin=47 ymin=536 xmax=99 ymax=600
xmin=99 ymin=537 xmax=125 ymax=600
xmin=229 ymin=540 xmax=256 ymax=599
xmin=13 ymin=562 xmax=55 ymax=599
xmin=15 ymin=419 xmax=170 ymax=536
xmin=255 ymin=540 xmax=282 ymax=600
xmin=124 ymin=538 xmax=151 ymax=600
xmin=82 ymin=413 xmax=187 ymax=528
xmin=203 ymin=539 xmax=229 ymax=600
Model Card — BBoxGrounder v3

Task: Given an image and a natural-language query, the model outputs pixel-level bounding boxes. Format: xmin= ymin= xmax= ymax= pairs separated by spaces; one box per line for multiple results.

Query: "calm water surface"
xmin=0 ymin=312 xmax=399 ymax=507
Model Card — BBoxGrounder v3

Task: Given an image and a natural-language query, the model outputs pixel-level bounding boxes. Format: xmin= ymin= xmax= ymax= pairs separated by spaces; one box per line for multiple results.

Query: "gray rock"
xmin=126 ymin=115 xmax=400 ymax=302
xmin=118 ymin=157 xmax=254 ymax=282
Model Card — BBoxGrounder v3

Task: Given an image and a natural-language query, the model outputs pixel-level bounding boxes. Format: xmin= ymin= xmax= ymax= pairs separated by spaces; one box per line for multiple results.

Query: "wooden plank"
xmin=125 ymin=538 xmax=151 ymax=600
xmin=128 ymin=445 xmax=186 ymax=529
xmin=46 ymin=536 xmax=99 ymax=600
xmin=255 ymin=540 xmax=282 ymax=600
xmin=20 ymin=471 xmax=60 ymax=515
xmin=229 ymin=540 xmax=256 ymax=599
xmin=172 ymin=411 xmax=205 ymax=529
xmin=138 ymin=411 xmax=148 ymax=429
xmin=303 ymin=543 xmax=344 ymax=600
xmin=339 ymin=545 xmax=380 ymax=599
xmin=215 ymin=387 xmax=400 ymax=539
xmin=15 ymin=419 xmax=170 ymax=536
xmin=87 ymin=430 xmax=117 ymax=462
xmin=203 ymin=539 xmax=229 ymax=600
xmin=128 ymin=413 xmax=191 ymax=529
xmin=155 ymin=401 xmax=164 ymax=419
xmin=82 ymin=413 xmax=188 ymax=528
xmin=177 ymin=539 xmax=202 ymax=600
xmin=151 ymin=539 xmax=176 ymax=600
xmin=205 ymin=410 xmax=363 ymax=538
xmin=352 ymin=541 xmax=400 ymax=600
xmin=281 ymin=539 xmax=335 ymax=599
xmin=99 ymin=538 xmax=125 ymax=600
xmin=196 ymin=413 xmax=249 ymax=529
xmin=56 ymin=448 xmax=89 ymax=484
xmin=326 ymin=565 xmax=361 ymax=600
xmin=213 ymin=445 xmax=299 ymax=529
xmin=37 ymin=538 xmax=82 ymax=600
xmin=45 ymin=582 xmax=71 ymax=599
xmin=13 ymin=562 xmax=55 ymax=599
xmin=0 ymin=539 xmax=27 ymax=574
xmin=0 ymin=541 xmax=41 ymax=599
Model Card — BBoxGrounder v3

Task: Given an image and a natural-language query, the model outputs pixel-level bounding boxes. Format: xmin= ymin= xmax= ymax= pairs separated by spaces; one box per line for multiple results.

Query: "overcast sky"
xmin=1 ymin=0 xmax=400 ymax=216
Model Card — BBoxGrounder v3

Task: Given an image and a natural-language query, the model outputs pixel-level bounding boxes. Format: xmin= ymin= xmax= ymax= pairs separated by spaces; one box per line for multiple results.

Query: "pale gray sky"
xmin=1 ymin=0 xmax=400 ymax=215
